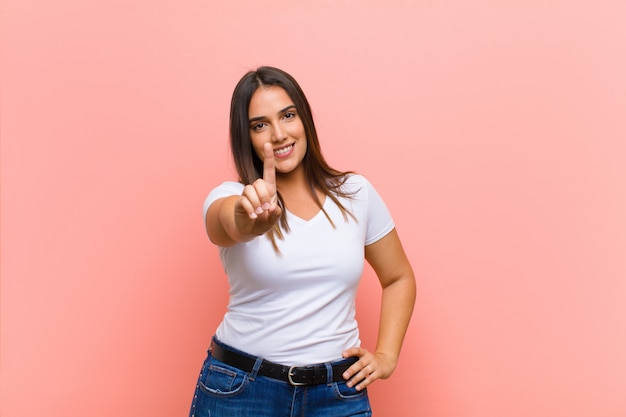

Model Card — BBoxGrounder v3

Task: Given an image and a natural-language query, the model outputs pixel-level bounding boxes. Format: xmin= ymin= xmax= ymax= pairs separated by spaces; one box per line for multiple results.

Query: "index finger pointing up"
xmin=263 ymin=142 xmax=276 ymax=187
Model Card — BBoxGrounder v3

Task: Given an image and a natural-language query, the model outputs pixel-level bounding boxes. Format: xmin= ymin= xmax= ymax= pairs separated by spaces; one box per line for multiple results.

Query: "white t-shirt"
xmin=203 ymin=174 xmax=394 ymax=365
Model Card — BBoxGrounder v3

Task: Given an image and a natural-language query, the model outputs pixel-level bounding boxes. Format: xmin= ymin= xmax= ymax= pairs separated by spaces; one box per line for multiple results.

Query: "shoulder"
xmin=339 ymin=173 xmax=367 ymax=192
xmin=209 ymin=181 xmax=245 ymax=196
xmin=338 ymin=173 xmax=379 ymax=198
xmin=203 ymin=181 xmax=244 ymax=217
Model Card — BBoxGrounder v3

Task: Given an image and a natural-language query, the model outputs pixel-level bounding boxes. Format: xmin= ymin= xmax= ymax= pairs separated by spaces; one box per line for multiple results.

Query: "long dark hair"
xmin=229 ymin=66 xmax=356 ymax=250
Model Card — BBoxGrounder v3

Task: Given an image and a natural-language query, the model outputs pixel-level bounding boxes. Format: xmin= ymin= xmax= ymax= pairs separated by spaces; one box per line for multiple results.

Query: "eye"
xmin=251 ymin=122 xmax=266 ymax=131
xmin=284 ymin=111 xmax=296 ymax=120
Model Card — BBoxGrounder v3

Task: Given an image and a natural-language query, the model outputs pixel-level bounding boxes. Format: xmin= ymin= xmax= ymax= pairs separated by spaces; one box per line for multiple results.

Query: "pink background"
xmin=2 ymin=1 xmax=625 ymax=416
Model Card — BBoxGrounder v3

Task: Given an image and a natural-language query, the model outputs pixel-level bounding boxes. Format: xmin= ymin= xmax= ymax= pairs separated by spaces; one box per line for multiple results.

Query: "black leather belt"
xmin=210 ymin=338 xmax=356 ymax=386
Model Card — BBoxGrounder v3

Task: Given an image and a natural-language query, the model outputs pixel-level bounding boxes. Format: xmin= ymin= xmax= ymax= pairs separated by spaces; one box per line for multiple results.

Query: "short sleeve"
xmin=356 ymin=176 xmax=395 ymax=246
xmin=202 ymin=181 xmax=245 ymax=220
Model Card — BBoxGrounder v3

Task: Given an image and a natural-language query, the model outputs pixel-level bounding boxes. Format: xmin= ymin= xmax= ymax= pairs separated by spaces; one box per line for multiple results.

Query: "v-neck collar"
xmin=285 ymin=196 xmax=328 ymax=225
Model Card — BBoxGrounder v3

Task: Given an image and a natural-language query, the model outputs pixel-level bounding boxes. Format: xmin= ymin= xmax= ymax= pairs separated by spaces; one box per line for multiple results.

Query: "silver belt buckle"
xmin=287 ymin=366 xmax=307 ymax=386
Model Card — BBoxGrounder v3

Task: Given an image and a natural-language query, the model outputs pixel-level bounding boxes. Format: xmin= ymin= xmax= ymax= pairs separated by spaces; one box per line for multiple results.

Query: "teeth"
xmin=274 ymin=145 xmax=293 ymax=155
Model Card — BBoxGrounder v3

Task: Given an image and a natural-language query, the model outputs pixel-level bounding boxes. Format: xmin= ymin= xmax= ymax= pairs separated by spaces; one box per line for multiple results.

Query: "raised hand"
xmin=234 ymin=143 xmax=282 ymax=237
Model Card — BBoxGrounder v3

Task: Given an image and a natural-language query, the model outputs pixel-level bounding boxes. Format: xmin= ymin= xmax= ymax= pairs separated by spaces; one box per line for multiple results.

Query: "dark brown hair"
xmin=229 ymin=66 xmax=356 ymax=250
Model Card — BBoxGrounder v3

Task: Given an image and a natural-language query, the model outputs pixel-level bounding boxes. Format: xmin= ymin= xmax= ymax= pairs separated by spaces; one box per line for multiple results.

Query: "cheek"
xmin=288 ymin=123 xmax=306 ymax=140
xmin=250 ymin=134 xmax=266 ymax=157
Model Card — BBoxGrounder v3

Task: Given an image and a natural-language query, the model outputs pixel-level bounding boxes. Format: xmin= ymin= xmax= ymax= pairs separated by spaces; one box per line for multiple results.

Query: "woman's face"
xmin=248 ymin=86 xmax=307 ymax=177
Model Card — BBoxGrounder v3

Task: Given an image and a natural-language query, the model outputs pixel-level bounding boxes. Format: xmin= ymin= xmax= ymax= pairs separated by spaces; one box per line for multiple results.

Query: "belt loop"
xmin=324 ymin=362 xmax=333 ymax=386
xmin=249 ymin=357 xmax=263 ymax=381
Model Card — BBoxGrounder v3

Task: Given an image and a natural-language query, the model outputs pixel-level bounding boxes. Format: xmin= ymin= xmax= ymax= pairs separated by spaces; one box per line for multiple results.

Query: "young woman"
xmin=190 ymin=66 xmax=416 ymax=417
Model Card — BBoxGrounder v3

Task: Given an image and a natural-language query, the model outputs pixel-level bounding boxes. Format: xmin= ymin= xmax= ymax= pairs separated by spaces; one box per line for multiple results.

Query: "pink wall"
xmin=2 ymin=1 xmax=625 ymax=416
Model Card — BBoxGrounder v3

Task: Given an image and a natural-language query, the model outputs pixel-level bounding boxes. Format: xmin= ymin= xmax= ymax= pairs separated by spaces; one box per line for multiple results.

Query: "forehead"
xmin=248 ymin=86 xmax=293 ymax=116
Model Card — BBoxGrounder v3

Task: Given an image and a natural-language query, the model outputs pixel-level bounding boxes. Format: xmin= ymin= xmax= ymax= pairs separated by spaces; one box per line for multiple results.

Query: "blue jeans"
xmin=189 ymin=342 xmax=372 ymax=417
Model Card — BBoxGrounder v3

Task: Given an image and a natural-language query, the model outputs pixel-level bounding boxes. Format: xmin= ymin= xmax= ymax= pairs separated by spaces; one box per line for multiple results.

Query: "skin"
xmin=206 ymin=86 xmax=416 ymax=391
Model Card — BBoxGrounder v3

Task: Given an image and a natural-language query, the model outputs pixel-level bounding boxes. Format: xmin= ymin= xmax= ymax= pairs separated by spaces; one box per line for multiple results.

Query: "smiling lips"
xmin=273 ymin=144 xmax=294 ymax=158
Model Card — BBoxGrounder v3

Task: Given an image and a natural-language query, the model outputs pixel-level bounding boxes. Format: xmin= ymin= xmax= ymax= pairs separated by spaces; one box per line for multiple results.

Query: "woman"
xmin=190 ymin=66 xmax=415 ymax=417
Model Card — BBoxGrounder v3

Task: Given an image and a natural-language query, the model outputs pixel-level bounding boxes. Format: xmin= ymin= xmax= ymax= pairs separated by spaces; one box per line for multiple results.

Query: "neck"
xmin=276 ymin=165 xmax=308 ymax=194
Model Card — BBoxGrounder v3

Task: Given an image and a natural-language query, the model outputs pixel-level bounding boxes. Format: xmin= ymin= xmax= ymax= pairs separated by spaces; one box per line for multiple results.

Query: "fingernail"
xmin=262 ymin=203 xmax=270 ymax=210
xmin=343 ymin=372 xmax=349 ymax=379
xmin=255 ymin=207 xmax=263 ymax=214
xmin=249 ymin=212 xmax=257 ymax=219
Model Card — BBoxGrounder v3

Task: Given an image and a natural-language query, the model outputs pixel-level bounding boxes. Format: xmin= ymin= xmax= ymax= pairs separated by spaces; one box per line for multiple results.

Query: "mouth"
xmin=274 ymin=144 xmax=294 ymax=156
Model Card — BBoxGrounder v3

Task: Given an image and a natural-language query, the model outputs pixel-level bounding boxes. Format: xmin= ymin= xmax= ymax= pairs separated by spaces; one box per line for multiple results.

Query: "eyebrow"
xmin=249 ymin=105 xmax=297 ymax=124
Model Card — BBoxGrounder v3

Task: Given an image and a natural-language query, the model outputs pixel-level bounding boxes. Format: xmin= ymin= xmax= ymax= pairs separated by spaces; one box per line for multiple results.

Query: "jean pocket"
xmin=198 ymin=359 xmax=248 ymax=397
xmin=333 ymin=381 xmax=368 ymax=400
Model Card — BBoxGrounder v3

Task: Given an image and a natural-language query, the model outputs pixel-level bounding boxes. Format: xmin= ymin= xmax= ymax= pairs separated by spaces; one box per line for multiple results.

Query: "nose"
xmin=271 ymin=124 xmax=287 ymax=143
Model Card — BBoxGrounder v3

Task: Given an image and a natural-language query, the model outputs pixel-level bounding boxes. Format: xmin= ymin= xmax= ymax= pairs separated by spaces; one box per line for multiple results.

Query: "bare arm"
xmin=205 ymin=143 xmax=282 ymax=247
xmin=342 ymin=228 xmax=416 ymax=390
